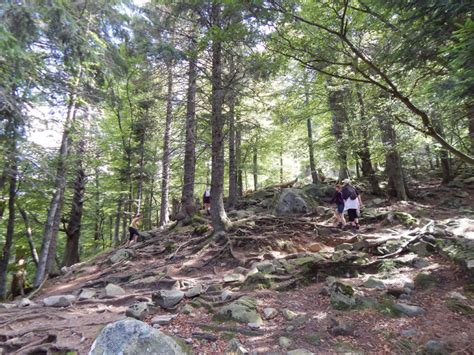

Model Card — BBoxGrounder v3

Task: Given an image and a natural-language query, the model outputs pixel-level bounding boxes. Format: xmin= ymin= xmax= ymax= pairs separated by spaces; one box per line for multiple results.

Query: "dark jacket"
xmin=331 ymin=191 xmax=344 ymax=205
xmin=342 ymin=185 xmax=358 ymax=200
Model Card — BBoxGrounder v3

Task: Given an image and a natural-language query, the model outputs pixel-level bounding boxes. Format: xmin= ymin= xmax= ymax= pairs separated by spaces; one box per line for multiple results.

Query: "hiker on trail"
xmin=126 ymin=213 xmax=142 ymax=247
xmin=203 ymin=187 xmax=211 ymax=215
xmin=341 ymin=178 xmax=363 ymax=230
xmin=330 ymin=184 xmax=346 ymax=228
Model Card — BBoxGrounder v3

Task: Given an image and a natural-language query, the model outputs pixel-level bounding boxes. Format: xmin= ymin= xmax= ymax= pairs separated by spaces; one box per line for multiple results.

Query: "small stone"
xmin=105 ymin=283 xmax=126 ymax=298
xmin=448 ymin=291 xmax=467 ymax=300
xmin=184 ymin=284 xmax=203 ymax=298
xmin=362 ymin=277 xmax=386 ymax=289
xmin=224 ymin=273 xmax=246 ymax=283
xmin=393 ymin=303 xmax=425 ymax=317
xmin=404 ymin=287 xmax=412 ymax=295
xmin=225 ymin=338 xmax=249 ymax=354
xmin=319 ymin=287 xmax=330 ymax=296
xmin=108 ymin=249 xmax=135 ymax=264
xmin=78 ymin=288 xmax=96 ymax=300
xmin=255 ymin=260 xmax=277 ymax=274
xmin=307 ymin=242 xmax=324 ymax=253
xmin=19 ymin=298 xmax=34 ymax=307
xmin=150 ymin=314 xmax=177 ymax=326
xmin=282 ymin=309 xmax=298 ymax=321
xmin=248 ymin=322 xmax=261 ymax=330
xmin=328 ymin=317 xmax=354 ymax=336
xmin=286 ymin=325 xmax=295 ymax=332
xmin=182 ymin=304 xmax=194 ymax=315
xmin=263 ymin=307 xmax=278 ymax=320
xmin=126 ymin=302 xmax=149 ymax=320
xmin=399 ymin=294 xmax=410 ymax=300
xmin=43 ymin=295 xmax=75 ymax=307
xmin=207 ymin=284 xmax=223 ymax=292
xmin=279 ymin=336 xmax=292 ymax=348
xmin=401 ymin=328 xmax=417 ymax=337
xmin=404 ymin=281 xmax=415 ymax=289
xmin=423 ymin=340 xmax=449 ymax=355
xmin=221 ymin=290 xmax=233 ymax=301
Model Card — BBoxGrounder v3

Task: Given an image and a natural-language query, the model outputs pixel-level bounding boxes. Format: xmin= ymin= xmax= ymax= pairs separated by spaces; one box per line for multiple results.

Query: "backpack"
xmin=349 ymin=187 xmax=358 ymax=200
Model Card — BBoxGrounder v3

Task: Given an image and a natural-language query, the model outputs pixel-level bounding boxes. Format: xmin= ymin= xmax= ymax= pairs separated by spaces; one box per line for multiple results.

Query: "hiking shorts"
xmin=337 ymin=203 xmax=344 ymax=214
xmin=347 ymin=209 xmax=358 ymax=222
xmin=129 ymin=227 xmax=139 ymax=241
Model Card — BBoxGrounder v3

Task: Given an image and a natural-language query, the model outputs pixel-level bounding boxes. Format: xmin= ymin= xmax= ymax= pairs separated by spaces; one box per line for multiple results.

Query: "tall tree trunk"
xmin=432 ymin=114 xmax=451 ymax=184
xmin=355 ymin=87 xmax=381 ymax=194
xmin=236 ymin=123 xmax=243 ymax=198
xmin=304 ymin=90 xmax=319 ymax=184
xmin=181 ymin=35 xmax=198 ymax=223
xmin=468 ymin=102 xmax=474 ymax=156
xmin=227 ymin=58 xmax=237 ymax=208
xmin=35 ymin=89 xmax=78 ymax=287
xmin=327 ymin=84 xmax=349 ymax=181
xmin=18 ymin=206 xmax=39 ymax=267
xmin=378 ymin=114 xmax=408 ymax=200
xmin=114 ymin=195 xmax=122 ymax=247
xmin=210 ymin=2 xmax=230 ymax=233
xmin=136 ymin=116 xmax=146 ymax=214
xmin=159 ymin=60 xmax=174 ymax=227
xmin=253 ymin=142 xmax=258 ymax=191
xmin=280 ymin=149 xmax=284 ymax=183
xmin=63 ymin=135 xmax=86 ymax=267
xmin=0 ymin=121 xmax=17 ymax=299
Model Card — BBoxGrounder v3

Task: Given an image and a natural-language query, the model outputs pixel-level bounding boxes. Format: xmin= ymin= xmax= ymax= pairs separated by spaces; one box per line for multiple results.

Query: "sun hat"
xmin=342 ymin=178 xmax=351 ymax=185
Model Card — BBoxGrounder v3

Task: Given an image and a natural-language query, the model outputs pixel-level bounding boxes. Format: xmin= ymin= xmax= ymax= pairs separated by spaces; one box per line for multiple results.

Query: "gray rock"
xmin=328 ymin=317 xmax=354 ymax=336
xmin=78 ymin=288 xmax=96 ymax=300
xmin=335 ymin=243 xmax=353 ymax=251
xmin=129 ymin=276 xmax=160 ymax=287
xmin=404 ymin=281 xmax=415 ymax=289
xmin=255 ymin=260 xmax=277 ymax=274
xmin=393 ymin=303 xmax=425 ymax=317
xmin=0 ymin=302 xmax=16 ymax=309
xmin=88 ymin=319 xmax=187 ymax=355
xmin=423 ymin=340 xmax=448 ymax=355
xmin=247 ymin=322 xmax=261 ymax=330
xmin=153 ymin=290 xmax=184 ymax=309
xmin=182 ymin=304 xmax=194 ymax=315
xmin=362 ymin=277 xmax=386 ymax=289
xmin=275 ymin=188 xmax=312 ymax=215
xmin=287 ymin=350 xmax=314 ymax=355
xmin=279 ymin=336 xmax=292 ymax=348
xmin=454 ymin=191 xmax=469 ymax=198
xmin=399 ymin=294 xmax=410 ymax=300
xmin=464 ymin=176 xmax=474 ymax=184
xmin=150 ymin=314 xmax=177 ymax=326
xmin=19 ymin=298 xmax=35 ymax=307
xmin=234 ymin=266 xmax=248 ymax=275
xmin=224 ymin=273 xmax=246 ymax=283
xmin=108 ymin=249 xmax=135 ymax=264
xmin=409 ymin=242 xmax=433 ymax=257
xmin=401 ymin=328 xmax=417 ymax=337
xmin=286 ymin=325 xmax=295 ymax=332
xmin=43 ymin=295 xmax=75 ymax=307
xmin=263 ymin=307 xmax=278 ymax=320
xmin=412 ymin=257 xmax=431 ymax=268
xmin=281 ymin=309 xmax=298 ymax=321
xmin=105 ymin=283 xmax=126 ymax=298
xmin=218 ymin=296 xmax=262 ymax=325
xmin=126 ymin=302 xmax=149 ymax=320
xmin=184 ymin=284 xmax=203 ymax=298
xmin=330 ymin=292 xmax=356 ymax=310
xmin=225 ymin=338 xmax=249 ymax=355
xmin=221 ymin=290 xmax=233 ymax=301
xmin=448 ymin=291 xmax=467 ymax=300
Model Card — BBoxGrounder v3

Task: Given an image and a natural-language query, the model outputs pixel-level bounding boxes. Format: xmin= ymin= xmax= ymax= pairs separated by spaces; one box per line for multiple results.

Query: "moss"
xmin=376 ymin=295 xmax=402 ymax=317
xmin=445 ymin=298 xmax=473 ymax=315
xmin=241 ymin=273 xmax=273 ymax=290
xmin=414 ymin=272 xmax=438 ymax=289
xmin=304 ymin=333 xmax=321 ymax=346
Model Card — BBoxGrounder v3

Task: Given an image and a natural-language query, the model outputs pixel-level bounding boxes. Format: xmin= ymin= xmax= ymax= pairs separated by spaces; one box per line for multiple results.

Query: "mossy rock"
xmin=445 ymin=298 xmax=473 ymax=315
xmin=304 ymin=333 xmax=321 ymax=346
xmin=414 ymin=272 xmax=438 ymax=289
xmin=241 ymin=273 xmax=273 ymax=290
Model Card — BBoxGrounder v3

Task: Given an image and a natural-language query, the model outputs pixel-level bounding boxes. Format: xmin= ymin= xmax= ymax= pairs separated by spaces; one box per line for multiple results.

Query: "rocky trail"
xmin=0 ymin=179 xmax=473 ymax=354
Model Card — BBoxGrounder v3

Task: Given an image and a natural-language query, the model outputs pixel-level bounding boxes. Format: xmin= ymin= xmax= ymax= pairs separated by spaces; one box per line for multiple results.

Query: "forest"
xmin=0 ymin=0 xmax=473 ymax=354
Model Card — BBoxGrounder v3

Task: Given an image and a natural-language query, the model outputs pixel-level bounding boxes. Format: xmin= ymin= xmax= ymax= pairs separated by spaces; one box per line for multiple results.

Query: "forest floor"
xmin=0 ymin=179 xmax=473 ymax=354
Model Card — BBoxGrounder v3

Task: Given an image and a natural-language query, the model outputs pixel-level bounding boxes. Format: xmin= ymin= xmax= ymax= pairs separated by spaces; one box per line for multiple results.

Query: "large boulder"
xmin=89 ymin=319 xmax=188 ymax=355
xmin=274 ymin=188 xmax=317 ymax=215
xmin=218 ymin=296 xmax=262 ymax=324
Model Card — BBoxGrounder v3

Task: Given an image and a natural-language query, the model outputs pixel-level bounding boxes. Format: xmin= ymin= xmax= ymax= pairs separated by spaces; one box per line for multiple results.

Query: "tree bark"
xmin=34 ymin=89 xmax=78 ymax=287
xmin=236 ymin=123 xmax=243 ymax=198
xmin=159 ymin=59 xmax=174 ymax=227
xmin=280 ymin=149 xmax=284 ymax=183
xmin=63 ymin=134 xmax=86 ymax=267
xmin=210 ymin=2 xmax=230 ymax=233
xmin=432 ymin=114 xmax=451 ymax=184
xmin=468 ymin=102 xmax=474 ymax=155
xmin=181 ymin=34 xmax=198 ymax=223
xmin=327 ymin=84 xmax=349 ymax=181
xmin=0 ymin=121 xmax=17 ymax=299
xmin=227 ymin=58 xmax=237 ymax=209
xmin=304 ymin=91 xmax=319 ymax=184
xmin=377 ymin=114 xmax=408 ymax=200
xmin=18 ymin=206 xmax=39 ymax=267
xmin=253 ymin=142 xmax=258 ymax=191
xmin=355 ymin=86 xmax=381 ymax=194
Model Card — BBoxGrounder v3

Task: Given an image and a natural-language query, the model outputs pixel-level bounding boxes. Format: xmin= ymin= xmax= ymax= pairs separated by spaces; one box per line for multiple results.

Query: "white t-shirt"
xmin=344 ymin=196 xmax=360 ymax=211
